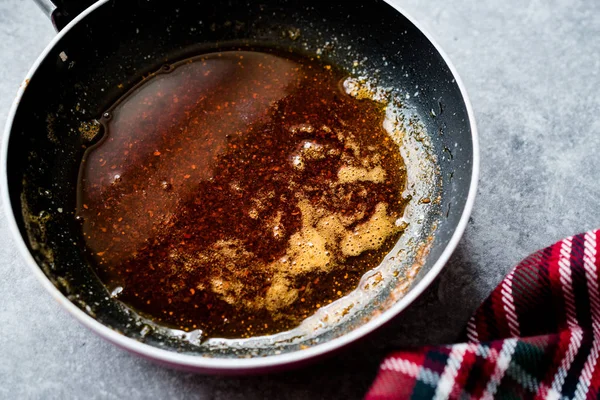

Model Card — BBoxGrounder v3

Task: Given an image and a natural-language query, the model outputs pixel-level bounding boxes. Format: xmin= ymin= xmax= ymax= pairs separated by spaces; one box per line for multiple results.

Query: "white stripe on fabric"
xmin=573 ymin=336 xmax=600 ymax=400
xmin=501 ymin=270 xmax=521 ymax=337
xmin=572 ymin=232 xmax=600 ymax=400
xmin=583 ymin=232 xmax=600 ymax=335
xmin=466 ymin=317 xmax=479 ymax=343
xmin=544 ymin=390 xmax=563 ymax=400
xmin=550 ymin=328 xmax=584 ymax=394
xmin=480 ymin=339 xmax=518 ymax=400
xmin=432 ymin=344 xmax=468 ymax=400
xmin=558 ymin=237 xmax=578 ymax=328
xmin=381 ymin=357 xmax=441 ymax=387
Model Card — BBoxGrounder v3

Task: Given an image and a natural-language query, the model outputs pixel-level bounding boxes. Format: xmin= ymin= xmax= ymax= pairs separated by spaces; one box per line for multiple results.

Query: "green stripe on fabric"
xmin=494 ymin=381 xmax=523 ymax=400
xmin=511 ymin=339 xmax=549 ymax=379
xmin=410 ymin=377 xmax=437 ymax=400
xmin=511 ymin=262 xmax=542 ymax=302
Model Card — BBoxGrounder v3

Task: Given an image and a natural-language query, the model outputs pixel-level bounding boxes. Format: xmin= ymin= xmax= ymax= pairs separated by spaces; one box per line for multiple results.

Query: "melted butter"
xmin=77 ymin=50 xmax=408 ymax=338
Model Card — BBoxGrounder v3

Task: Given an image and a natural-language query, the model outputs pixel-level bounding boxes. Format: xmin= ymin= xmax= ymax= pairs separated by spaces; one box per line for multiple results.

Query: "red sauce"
xmin=77 ymin=50 xmax=407 ymax=338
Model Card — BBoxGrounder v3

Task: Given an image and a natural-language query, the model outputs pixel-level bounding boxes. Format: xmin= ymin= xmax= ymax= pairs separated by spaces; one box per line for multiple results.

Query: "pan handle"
xmin=32 ymin=0 xmax=101 ymax=31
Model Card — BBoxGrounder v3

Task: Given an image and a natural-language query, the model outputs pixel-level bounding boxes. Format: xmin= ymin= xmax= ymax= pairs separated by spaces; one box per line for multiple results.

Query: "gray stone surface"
xmin=2 ymin=0 xmax=600 ymax=398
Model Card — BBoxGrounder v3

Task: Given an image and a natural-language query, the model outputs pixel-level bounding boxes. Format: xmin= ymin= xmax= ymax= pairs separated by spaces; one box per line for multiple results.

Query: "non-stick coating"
xmin=6 ymin=0 xmax=473 ymax=361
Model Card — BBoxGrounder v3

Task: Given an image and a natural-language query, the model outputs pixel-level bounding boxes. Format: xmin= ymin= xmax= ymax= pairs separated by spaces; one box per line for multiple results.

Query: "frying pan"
xmin=2 ymin=0 xmax=479 ymax=373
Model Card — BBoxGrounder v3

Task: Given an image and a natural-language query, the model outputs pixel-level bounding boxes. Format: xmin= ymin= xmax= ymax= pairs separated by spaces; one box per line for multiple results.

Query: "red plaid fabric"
xmin=366 ymin=230 xmax=600 ymax=399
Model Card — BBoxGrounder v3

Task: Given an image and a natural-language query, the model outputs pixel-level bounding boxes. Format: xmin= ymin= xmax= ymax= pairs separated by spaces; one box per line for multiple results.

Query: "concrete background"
xmin=2 ymin=0 xmax=600 ymax=398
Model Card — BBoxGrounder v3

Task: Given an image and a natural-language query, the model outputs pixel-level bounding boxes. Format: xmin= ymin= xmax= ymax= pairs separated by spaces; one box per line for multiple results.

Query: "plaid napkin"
xmin=366 ymin=230 xmax=600 ymax=399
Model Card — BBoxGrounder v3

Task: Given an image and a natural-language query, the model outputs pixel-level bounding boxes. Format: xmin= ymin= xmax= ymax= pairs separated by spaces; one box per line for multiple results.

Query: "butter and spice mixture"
xmin=77 ymin=50 xmax=408 ymax=338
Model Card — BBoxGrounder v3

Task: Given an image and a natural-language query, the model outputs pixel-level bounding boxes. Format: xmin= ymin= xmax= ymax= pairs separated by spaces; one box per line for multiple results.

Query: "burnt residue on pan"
xmin=10 ymin=0 xmax=473 ymax=358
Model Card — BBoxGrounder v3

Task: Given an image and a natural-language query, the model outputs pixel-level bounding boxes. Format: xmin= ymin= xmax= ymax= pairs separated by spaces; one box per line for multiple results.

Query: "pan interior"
xmin=6 ymin=0 xmax=473 ymax=358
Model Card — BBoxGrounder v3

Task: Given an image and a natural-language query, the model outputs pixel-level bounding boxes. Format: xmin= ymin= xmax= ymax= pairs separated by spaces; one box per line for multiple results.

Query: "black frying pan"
xmin=2 ymin=0 xmax=478 ymax=373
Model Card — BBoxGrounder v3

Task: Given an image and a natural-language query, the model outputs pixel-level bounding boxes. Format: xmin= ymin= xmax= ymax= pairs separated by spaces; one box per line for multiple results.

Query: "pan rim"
xmin=1 ymin=0 xmax=480 ymax=372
